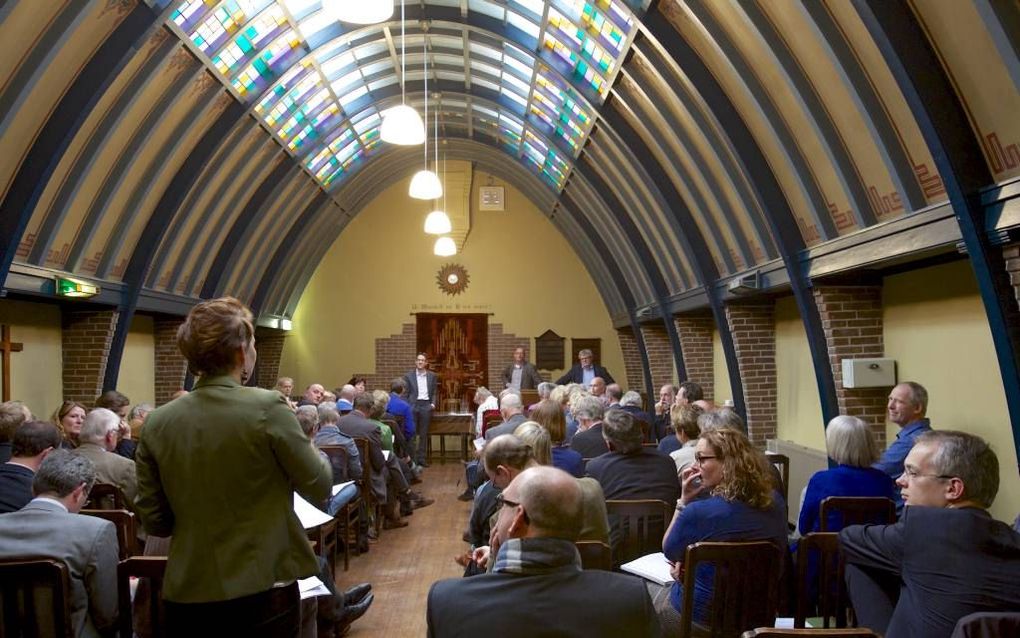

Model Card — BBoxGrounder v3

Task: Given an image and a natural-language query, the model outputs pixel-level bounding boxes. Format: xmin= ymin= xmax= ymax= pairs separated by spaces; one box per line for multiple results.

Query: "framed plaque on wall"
xmin=535 ymin=329 xmax=565 ymax=371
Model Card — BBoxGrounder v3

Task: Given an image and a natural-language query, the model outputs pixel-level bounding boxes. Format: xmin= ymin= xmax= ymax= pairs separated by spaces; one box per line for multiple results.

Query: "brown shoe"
xmin=383 ymin=517 xmax=409 ymax=530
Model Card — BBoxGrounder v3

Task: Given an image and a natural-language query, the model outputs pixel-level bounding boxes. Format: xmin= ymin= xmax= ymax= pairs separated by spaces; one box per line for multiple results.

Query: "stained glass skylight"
xmin=165 ymin=0 xmax=640 ymax=192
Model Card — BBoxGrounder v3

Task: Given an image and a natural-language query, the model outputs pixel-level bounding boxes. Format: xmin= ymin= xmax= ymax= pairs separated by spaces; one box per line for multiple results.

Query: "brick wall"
xmin=674 ymin=313 xmax=715 ymax=400
xmin=254 ymin=327 xmax=286 ymax=389
xmin=487 ymin=324 xmax=539 ymax=391
xmin=616 ymin=327 xmax=643 ymax=392
xmin=639 ymin=323 xmax=674 ymax=391
xmin=725 ymin=301 xmax=776 ymax=447
xmin=62 ymin=309 xmax=119 ymax=405
xmin=813 ymin=286 xmax=889 ymax=445
xmin=353 ymin=323 xmax=418 ymax=393
xmin=154 ymin=318 xmax=187 ymax=406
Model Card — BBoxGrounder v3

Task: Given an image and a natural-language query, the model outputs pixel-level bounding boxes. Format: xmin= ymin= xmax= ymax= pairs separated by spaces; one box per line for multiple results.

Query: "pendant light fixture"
xmin=380 ymin=0 xmax=424 ymax=145
xmin=322 ymin=0 xmax=393 ymax=24
xmin=424 ymin=119 xmax=452 ymax=233
xmin=409 ymin=28 xmax=442 ymax=200
xmin=433 ymin=236 xmax=456 ymax=256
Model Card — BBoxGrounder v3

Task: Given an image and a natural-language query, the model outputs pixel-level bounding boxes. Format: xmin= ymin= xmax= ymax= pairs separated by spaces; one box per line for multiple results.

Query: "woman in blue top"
xmin=531 ymin=399 xmax=584 ymax=478
xmin=662 ymin=427 xmax=788 ymax=626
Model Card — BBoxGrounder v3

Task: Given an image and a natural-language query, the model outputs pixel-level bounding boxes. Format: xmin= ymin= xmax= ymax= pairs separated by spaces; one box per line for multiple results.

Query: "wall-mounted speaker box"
xmin=841 ymin=357 xmax=896 ymax=388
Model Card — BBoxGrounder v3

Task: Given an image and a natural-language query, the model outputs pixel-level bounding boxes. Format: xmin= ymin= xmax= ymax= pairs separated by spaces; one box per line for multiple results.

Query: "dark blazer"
xmin=500 ymin=362 xmax=543 ymax=390
xmin=483 ymin=413 xmax=529 ymax=441
xmin=585 ymin=448 xmax=680 ymax=506
xmin=403 ymin=369 xmax=438 ymax=404
xmin=337 ymin=410 xmax=387 ymax=500
xmin=570 ymin=423 xmax=609 ymax=459
xmin=0 ymin=462 xmax=34 ymax=513
xmin=555 ymin=363 xmax=615 ymax=386
xmin=840 ymin=506 xmax=1020 ymax=638
xmin=427 ymin=563 xmax=660 ymax=638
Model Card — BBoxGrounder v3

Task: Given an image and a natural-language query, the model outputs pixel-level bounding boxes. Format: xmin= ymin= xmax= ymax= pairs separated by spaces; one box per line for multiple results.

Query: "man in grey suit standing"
xmin=403 ymin=353 xmax=438 ymax=467
xmin=0 ymin=449 xmax=119 ymax=637
xmin=501 ymin=346 xmax=542 ymax=392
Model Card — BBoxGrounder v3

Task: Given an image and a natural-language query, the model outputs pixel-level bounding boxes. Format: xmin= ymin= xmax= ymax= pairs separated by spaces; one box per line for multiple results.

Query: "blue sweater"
xmin=798 ymin=464 xmax=896 ymax=535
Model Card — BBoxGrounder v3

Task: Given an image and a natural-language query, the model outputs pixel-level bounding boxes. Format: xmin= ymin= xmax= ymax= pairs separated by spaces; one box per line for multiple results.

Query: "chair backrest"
xmin=765 ymin=453 xmax=790 ymax=504
xmin=575 ymin=540 xmax=612 ymax=571
xmin=481 ymin=410 xmax=502 ymax=437
xmin=520 ymin=389 xmax=540 ymax=409
xmin=741 ymin=629 xmax=879 ymax=637
xmin=118 ymin=556 xmax=168 ymax=638
xmin=680 ymin=540 xmax=783 ymax=638
xmin=0 ymin=556 xmax=74 ymax=638
xmin=950 ymin=611 xmax=1020 ymax=638
xmin=85 ymin=482 xmax=126 ymax=510
xmin=605 ymin=499 xmax=672 ymax=567
xmin=81 ymin=509 xmax=138 ymax=560
xmin=318 ymin=444 xmax=351 ymax=484
xmin=795 ymin=532 xmax=849 ymax=629
xmin=818 ymin=497 xmax=896 ymax=532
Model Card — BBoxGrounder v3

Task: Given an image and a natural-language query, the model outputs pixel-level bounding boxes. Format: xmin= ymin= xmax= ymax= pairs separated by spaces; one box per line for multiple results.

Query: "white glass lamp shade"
xmin=409 ymin=169 xmax=442 ymax=200
xmin=322 ymin=0 xmax=394 ymax=24
xmin=433 ymin=236 xmax=457 ymax=256
xmin=380 ymin=105 xmax=425 ymax=145
xmin=424 ymin=209 xmax=452 ymax=234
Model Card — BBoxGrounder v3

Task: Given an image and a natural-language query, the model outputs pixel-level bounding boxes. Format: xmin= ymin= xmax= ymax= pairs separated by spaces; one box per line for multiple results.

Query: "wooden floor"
xmin=335 ymin=459 xmax=472 ymax=636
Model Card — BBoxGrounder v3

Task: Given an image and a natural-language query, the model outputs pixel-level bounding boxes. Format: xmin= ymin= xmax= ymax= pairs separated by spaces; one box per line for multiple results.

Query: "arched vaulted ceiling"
xmin=1 ymin=0 xmax=1019 ymax=447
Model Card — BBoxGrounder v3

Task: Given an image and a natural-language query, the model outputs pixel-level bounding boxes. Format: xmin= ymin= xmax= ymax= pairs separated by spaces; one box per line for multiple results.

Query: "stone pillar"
xmin=674 ymin=313 xmax=715 ymax=400
xmin=724 ymin=301 xmax=776 ymax=447
xmin=254 ymin=327 xmax=286 ymax=390
xmin=639 ymin=323 xmax=674 ymax=390
xmin=62 ymin=309 xmax=119 ymax=405
xmin=813 ymin=285 xmax=889 ymax=445
xmin=616 ymin=327 xmax=644 ymax=392
xmin=154 ymin=318 xmax=187 ymax=406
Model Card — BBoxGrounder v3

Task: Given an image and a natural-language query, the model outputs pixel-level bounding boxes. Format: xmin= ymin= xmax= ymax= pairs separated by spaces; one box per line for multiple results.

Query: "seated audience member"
xmin=473 ymin=386 xmax=498 ymax=437
xmin=530 ymin=382 xmax=556 ymax=413
xmin=666 ymin=404 xmax=704 ymax=470
xmin=604 ymin=383 xmax=623 ymax=409
xmin=95 ymin=390 xmax=135 ymax=460
xmin=0 ymin=420 xmax=61 ymax=513
xmin=483 ymin=393 xmax=528 ymax=441
xmin=617 ymin=390 xmax=655 ymax=440
xmin=840 ymin=431 xmax=1020 ymax=638
xmin=314 ymin=403 xmax=364 ymax=514
xmin=127 ymin=404 xmax=153 ymax=442
xmin=336 ymin=384 xmax=356 ymax=412
xmin=674 ymin=381 xmax=704 ymax=408
xmin=874 ymin=381 xmax=932 ymax=513
xmin=569 ymin=394 xmax=610 ymax=459
xmin=275 ymin=377 xmax=297 ymax=410
xmin=52 ymin=400 xmax=87 ymax=449
xmin=0 ymin=400 xmax=32 ymax=463
xmin=321 ymin=390 xmax=337 ymax=404
xmin=531 ymin=399 xmax=583 ymax=478
xmin=346 ymin=376 xmax=367 ymax=395
xmin=798 ymin=415 xmax=895 ymax=535
xmin=430 ymin=466 xmax=658 ymax=637
xmin=298 ymin=383 xmax=326 ymax=407
xmin=299 ymin=406 xmax=359 ymax=517
xmin=73 ymin=407 xmax=138 ymax=510
xmin=654 ymin=384 xmax=677 ymax=441
xmin=368 ymin=391 xmax=395 ymax=452
xmin=0 ymin=450 xmax=118 ymax=636
xmin=513 ymin=421 xmax=552 ymax=466
xmin=661 ymin=427 xmax=788 ymax=629
xmin=386 ymin=379 xmax=416 ymax=442
xmin=590 ymin=376 xmax=608 ymax=405
xmin=586 ymin=410 xmax=679 ymax=505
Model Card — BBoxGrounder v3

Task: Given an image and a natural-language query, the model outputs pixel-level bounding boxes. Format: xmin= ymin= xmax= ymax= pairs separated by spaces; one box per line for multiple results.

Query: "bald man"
xmin=427 ymin=466 xmax=660 ymax=637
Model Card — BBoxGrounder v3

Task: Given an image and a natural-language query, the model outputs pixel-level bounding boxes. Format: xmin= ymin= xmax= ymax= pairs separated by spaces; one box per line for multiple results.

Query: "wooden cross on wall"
xmin=1 ymin=325 xmax=23 ymax=402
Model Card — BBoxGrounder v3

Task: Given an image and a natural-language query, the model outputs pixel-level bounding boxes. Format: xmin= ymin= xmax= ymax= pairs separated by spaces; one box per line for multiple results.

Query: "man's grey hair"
xmin=899 ymin=381 xmax=929 ymax=414
xmin=602 ymin=409 xmax=642 ymax=454
xmin=475 ymin=386 xmax=493 ymax=401
xmin=825 ymin=415 xmax=879 ymax=467
xmin=916 ymin=430 xmax=999 ymax=508
xmin=572 ymin=394 xmax=604 ymax=422
xmin=620 ymin=391 xmax=643 ymax=408
xmin=79 ymin=408 xmax=120 ymax=445
xmin=128 ymin=403 xmax=154 ymax=422
xmin=578 ymin=349 xmax=593 ymax=358
xmin=537 ymin=382 xmax=556 ymax=399
xmin=295 ymin=405 xmax=319 ymax=436
xmin=697 ymin=407 xmax=744 ymax=433
xmin=500 ymin=392 xmax=523 ymax=412
xmin=499 ymin=388 xmax=520 ymax=401
xmin=33 ymin=449 xmax=96 ymax=498
xmin=317 ymin=403 xmax=340 ymax=425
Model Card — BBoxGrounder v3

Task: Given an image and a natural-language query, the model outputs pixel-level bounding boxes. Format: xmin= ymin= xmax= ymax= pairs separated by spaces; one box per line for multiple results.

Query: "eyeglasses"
xmin=902 ymin=467 xmax=953 ymax=481
xmin=495 ymin=494 xmax=521 ymax=509
xmin=694 ymin=454 xmax=717 ymax=465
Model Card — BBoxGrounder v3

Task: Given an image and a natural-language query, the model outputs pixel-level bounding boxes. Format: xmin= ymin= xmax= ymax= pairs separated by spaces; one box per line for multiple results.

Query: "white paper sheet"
xmin=619 ymin=552 xmax=673 ymax=586
xmin=298 ymin=576 xmax=331 ymax=599
xmin=332 ymin=480 xmax=355 ymax=496
xmin=293 ymin=493 xmax=332 ymax=529
xmin=473 ymin=437 xmax=485 ymax=451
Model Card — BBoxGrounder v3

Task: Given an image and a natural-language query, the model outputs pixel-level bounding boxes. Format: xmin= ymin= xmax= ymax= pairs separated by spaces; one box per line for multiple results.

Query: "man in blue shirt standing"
xmin=874 ymin=381 xmax=931 ymax=512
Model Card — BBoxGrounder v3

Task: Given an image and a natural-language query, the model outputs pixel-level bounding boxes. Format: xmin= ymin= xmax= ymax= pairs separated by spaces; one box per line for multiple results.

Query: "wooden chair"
xmin=741 ymin=629 xmax=878 ymax=637
xmin=765 ymin=452 xmax=790 ymax=504
xmin=307 ymin=517 xmax=338 ymax=578
xmin=0 ymin=556 xmax=74 ymax=638
xmin=82 ymin=509 xmax=139 ymax=560
xmin=480 ymin=410 xmax=502 ymax=437
xmin=85 ymin=482 xmax=127 ymax=510
xmin=352 ymin=437 xmax=382 ymax=536
xmin=575 ymin=540 xmax=612 ymax=571
xmin=795 ymin=532 xmax=850 ymax=629
xmin=818 ymin=497 xmax=896 ymax=531
xmin=605 ymin=499 xmax=672 ymax=567
xmin=118 ymin=556 xmax=167 ymax=638
xmin=680 ymin=540 xmax=784 ymax=638
xmin=318 ymin=445 xmax=364 ymax=571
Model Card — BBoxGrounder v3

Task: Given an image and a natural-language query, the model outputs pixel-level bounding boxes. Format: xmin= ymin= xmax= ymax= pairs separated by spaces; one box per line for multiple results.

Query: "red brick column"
xmin=813 ymin=286 xmax=889 ymax=445
xmin=725 ymin=301 xmax=776 ymax=447
xmin=616 ymin=327 xmax=644 ymax=391
xmin=674 ymin=313 xmax=715 ymax=400
xmin=254 ymin=327 xmax=286 ymax=389
xmin=62 ymin=309 xmax=119 ymax=405
xmin=154 ymin=318 xmax=188 ymax=405
xmin=639 ymin=323 xmax=674 ymax=391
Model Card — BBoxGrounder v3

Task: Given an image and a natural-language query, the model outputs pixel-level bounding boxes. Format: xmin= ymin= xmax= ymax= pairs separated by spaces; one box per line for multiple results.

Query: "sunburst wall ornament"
xmin=436 ymin=263 xmax=469 ymax=296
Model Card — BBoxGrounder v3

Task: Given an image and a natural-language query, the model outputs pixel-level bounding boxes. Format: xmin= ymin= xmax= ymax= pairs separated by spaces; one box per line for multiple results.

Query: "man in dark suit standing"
xmin=501 ymin=346 xmax=542 ymax=392
xmin=554 ymin=348 xmax=614 ymax=387
xmin=840 ymin=430 xmax=1020 ymax=638
xmin=403 ymin=353 xmax=438 ymax=467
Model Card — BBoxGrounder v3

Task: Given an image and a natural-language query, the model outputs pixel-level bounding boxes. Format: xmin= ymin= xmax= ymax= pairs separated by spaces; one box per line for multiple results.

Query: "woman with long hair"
xmin=51 ymin=400 xmax=86 ymax=449
xmin=528 ymin=399 xmax=583 ymax=477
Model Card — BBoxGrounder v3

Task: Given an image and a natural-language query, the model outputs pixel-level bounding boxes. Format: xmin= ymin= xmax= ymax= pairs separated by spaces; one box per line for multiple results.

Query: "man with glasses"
xmin=427 ymin=465 xmax=660 ymax=637
xmin=840 ymin=431 xmax=1020 ymax=638
xmin=554 ymin=348 xmax=615 ymax=387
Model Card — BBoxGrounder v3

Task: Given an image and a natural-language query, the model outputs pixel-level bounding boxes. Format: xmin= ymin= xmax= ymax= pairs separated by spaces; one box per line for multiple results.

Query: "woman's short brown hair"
xmin=177 ymin=297 xmax=254 ymax=377
xmin=529 ymin=399 xmax=567 ymax=443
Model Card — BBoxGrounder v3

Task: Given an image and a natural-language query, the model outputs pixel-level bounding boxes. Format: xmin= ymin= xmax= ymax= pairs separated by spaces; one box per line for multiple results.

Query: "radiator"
xmin=767 ymin=439 xmax=829 ymax=527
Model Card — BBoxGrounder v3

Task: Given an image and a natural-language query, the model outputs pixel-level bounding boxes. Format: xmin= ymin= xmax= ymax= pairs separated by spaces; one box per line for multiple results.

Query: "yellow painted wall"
xmin=117 ymin=314 xmax=155 ymax=407
xmin=884 ymin=260 xmax=1018 ymax=522
xmin=281 ymin=169 xmax=625 ymax=389
xmin=712 ymin=328 xmax=732 ymax=403
xmin=775 ymin=296 xmax=826 ymax=450
xmin=0 ymin=299 xmax=63 ymax=418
